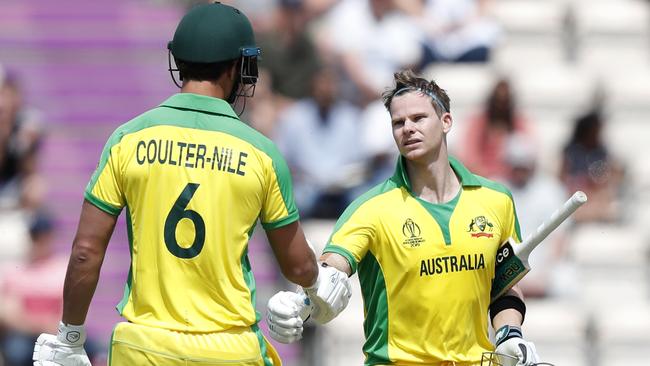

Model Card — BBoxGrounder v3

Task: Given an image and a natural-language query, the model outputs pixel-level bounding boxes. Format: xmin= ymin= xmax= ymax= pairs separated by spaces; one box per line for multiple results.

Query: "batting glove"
xmin=494 ymin=325 xmax=540 ymax=366
xmin=302 ymin=263 xmax=352 ymax=324
xmin=33 ymin=322 xmax=91 ymax=366
xmin=267 ymin=291 xmax=311 ymax=344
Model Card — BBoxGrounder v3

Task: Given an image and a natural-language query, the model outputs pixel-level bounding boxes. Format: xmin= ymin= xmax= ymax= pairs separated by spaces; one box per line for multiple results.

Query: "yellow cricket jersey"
xmin=324 ymin=157 xmax=522 ymax=366
xmin=85 ymin=93 xmax=298 ymax=334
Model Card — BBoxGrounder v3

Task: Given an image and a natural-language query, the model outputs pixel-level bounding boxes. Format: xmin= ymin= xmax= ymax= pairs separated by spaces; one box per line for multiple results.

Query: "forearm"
xmin=266 ymin=221 xmax=319 ymax=288
xmin=62 ymin=242 xmax=105 ymax=325
xmin=490 ymin=286 xmax=540 ymax=363
xmin=320 ymin=252 xmax=352 ymax=277
xmin=491 ymin=286 xmax=525 ymax=329
xmin=285 ymin=255 xmax=319 ymax=288
xmin=492 ymin=308 xmax=523 ymax=329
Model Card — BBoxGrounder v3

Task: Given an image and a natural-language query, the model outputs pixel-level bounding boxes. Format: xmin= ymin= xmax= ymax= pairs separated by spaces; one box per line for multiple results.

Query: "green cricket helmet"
xmin=167 ymin=2 xmax=261 ymax=88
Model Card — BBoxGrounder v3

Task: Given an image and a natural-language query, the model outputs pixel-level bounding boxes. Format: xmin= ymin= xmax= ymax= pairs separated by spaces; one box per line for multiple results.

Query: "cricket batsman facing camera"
xmin=266 ymin=70 xmax=550 ymax=366
xmin=32 ymin=2 xmax=351 ymax=365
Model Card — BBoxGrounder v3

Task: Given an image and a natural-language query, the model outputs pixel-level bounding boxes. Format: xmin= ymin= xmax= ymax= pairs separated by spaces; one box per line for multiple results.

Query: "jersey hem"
xmin=323 ymin=245 xmax=358 ymax=275
xmin=261 ymin=212 xmax=299 ymax=230
xmin=84 ymin=192 xmax=122 ymax=216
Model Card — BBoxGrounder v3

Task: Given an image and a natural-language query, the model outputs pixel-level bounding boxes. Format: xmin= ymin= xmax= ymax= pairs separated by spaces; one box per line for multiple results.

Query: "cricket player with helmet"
xmin=32 ymin=2 xmax=351 ymax=365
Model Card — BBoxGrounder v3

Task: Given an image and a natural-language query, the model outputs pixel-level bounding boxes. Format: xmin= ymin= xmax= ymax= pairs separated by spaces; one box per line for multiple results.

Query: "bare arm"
xmin=62 ymin=200 xmax=118 ymax=325
xmin=491 ymin=285 xmax=524 ymax=330
xmin=320 ymin=252 xmax=352 ymax=277
xmin=266 ymin=221 xmax=319 ymax=288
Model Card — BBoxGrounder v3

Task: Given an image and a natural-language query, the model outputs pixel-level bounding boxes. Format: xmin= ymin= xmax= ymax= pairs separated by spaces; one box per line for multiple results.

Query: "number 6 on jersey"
xmin=164 ymin=183 xmax=206 ymax=259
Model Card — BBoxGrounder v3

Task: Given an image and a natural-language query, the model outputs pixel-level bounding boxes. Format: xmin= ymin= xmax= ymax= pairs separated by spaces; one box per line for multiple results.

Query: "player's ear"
xmin=441 ymin=112 xmax=453 ymax=134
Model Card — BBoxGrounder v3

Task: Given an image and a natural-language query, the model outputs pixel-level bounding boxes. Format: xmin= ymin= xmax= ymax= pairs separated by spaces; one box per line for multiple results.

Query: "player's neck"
xmin=181 ymin=80 xmax=228 ymax=100
xmin=406 ymin=151 xmax=460 ymax=204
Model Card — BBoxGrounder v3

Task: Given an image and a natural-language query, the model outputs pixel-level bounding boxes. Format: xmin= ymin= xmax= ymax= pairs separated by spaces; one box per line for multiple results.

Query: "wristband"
xmin=490 ymin=295 xmax=526 ymax=324
xmin=56 ymin=321 xmax=86 ymax=346
xmin=494 ymin=325 xmax=523 ymax=347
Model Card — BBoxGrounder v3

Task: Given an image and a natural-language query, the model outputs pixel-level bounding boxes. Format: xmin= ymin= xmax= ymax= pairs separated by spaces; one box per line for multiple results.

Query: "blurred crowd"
xmin=236 ymin=0 xmax=629 ymax=308
xmin=0 ymin=0 xmax=635 ymax=364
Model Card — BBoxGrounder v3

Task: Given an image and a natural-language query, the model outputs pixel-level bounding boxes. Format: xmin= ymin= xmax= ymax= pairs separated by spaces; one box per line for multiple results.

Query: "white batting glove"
xmin=494 ymin=325 xmax=540 ymax=366
xmin=33 ymin=322 xmax=91 ymax=366
xmin=302 ymin=264 xmax=352 ymax=324
xmin=267 ymin=291 xmax=311 ymax=344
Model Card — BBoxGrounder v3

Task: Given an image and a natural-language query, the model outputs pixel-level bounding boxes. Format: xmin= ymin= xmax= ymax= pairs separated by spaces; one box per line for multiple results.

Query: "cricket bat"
xmin=490 ymin=191 xmax=588 ymax=301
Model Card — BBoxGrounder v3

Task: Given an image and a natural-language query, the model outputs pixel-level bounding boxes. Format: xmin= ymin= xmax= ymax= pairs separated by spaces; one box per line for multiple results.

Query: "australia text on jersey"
xmin=419 ymin=253 xmax=486 ymax=277
xmin=135 ymin=139 xmax=247 ymax=176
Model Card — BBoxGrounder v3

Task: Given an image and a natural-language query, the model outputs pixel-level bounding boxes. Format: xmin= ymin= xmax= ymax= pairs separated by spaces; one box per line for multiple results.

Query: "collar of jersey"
xmin=391 ymin=155 xmax=481 ymax=191
xmin=159 ymin=93 xmax=239 ymax=120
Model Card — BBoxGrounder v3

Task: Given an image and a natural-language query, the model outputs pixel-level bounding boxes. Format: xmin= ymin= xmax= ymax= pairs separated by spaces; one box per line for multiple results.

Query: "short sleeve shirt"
xmin=324 ymin=157 xmax=521 ymax=365
xmin=85 ymin=93 xmax=298 ymax=332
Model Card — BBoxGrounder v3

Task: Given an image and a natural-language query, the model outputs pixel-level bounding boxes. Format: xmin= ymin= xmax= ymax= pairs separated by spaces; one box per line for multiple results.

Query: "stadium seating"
xmin=525 ymin=299 xmax=590 ymax=366
xmin=595 ymin=303 xmax=650 ymax=366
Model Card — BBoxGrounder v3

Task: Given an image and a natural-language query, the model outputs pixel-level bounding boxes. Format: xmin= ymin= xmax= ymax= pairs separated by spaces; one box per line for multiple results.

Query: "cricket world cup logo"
xmin=402 ymin=218 xmax=424 ymax=247
xmin=403 ymin=218 xmax=421 ymax=238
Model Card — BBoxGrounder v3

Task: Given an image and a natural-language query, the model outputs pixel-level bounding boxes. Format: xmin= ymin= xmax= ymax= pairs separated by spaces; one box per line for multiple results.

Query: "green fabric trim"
xmin=160 ymin=94 xmax=297 ymax=218
xmin=474 ymin=176 xmax=522 ymax=241
xmin=251 ymin=323 xmax=273 ymax=366
xmin=85 ymin=129 xmax=124 ymax=200
xmin=513 ymin=205 xmax=522 ymax=242
xmin=159 ymin=93 xmax=239 ymax=120
xmin=323 ymin=245 xmax=358 ymax=275
xmin=243 ymin=239 xmax=272 ymax=366
xmin=359 ymin=252 xmax=391 ymax=366
xmin=84 ymin=192 xmax=122 ymax=216
xmin=414 ymin=189 xmax=461 ymax=245
xmin=390 ymin=155 xmax=481 ymax=191
xmin=89 ymin=93 xmax=298 ymax=224
xmin=331 ymin=179 xmax=398 ymax=234
xmin=267 ymin=156 xmax=298 ymax=224
xmin=116 ymin=207 xmax=134 ymax=314
xmin=108 ymin=324 xmax=117 ymax=366
xmin=449 ymin=156 xmax=481 ymax=186
xmin=261 ymin=212 xmax=299 ymax=230
xmin=240 ymin=245 xmax=258 ymax=321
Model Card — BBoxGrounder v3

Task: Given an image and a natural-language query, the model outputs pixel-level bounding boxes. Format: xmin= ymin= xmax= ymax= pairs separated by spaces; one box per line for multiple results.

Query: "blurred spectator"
xmin=406 ymin=0 xmax=501 ymax=66
xmin=256 ymin=0 xmax=323 ymax=100
xmin=503 ymin=134 xmax=575 ymax=299
xmin=274 ymin=65 xmax=364 ymax=218
xmin=560 ymin=110 xmax=624 ymax=223
xmin=459 ymin=78 xmax=534 ymax=179
xmin=0 ymin=67 xmax=45 ymax=211
xmin=0 ymin=67 xmax=46 ymax=272
xmin=317 ymin=0 xmax=423 ymax=105
xmin=357 ymin=99 xmax=399 ymax=192
xmin=0 ymin=213 xmax=65 ymax=366
xmin=242 ymin=67 xmax=287 ymax=138
xmin=230 ymin=0 xmax=339 ymax=29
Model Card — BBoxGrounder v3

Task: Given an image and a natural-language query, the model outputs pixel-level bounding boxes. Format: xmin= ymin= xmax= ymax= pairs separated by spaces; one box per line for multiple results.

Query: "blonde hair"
xmin=382 ymin=70 xmax=451 ymax=117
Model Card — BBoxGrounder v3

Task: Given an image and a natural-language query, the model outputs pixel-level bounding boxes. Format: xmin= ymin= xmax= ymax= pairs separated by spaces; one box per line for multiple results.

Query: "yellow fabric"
xmin=325 ymin=158 xmax=520 ymax=365
xmin=85 ymin=94 xmax=298 ymax=333
xmin=375 ymin=362 xmax=480 ymax=366
xmin=109 ymin=322 xmax=280 ymax=365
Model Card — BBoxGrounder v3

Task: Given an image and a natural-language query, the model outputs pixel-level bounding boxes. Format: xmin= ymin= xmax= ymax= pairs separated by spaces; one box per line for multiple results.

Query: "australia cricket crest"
xmin=467 ymin=216 xmax=494 ymax=238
